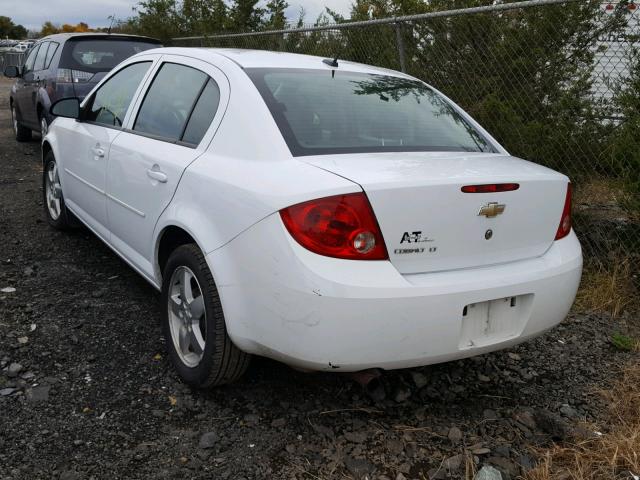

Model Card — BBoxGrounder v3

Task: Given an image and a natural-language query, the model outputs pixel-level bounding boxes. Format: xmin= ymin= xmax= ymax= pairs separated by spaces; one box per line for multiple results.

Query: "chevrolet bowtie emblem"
xmin=478 ymin=202 xmax=506 ymax=218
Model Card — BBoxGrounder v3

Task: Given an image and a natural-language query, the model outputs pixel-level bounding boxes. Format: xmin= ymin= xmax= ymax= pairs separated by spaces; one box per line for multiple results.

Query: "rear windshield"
xmin=61 ymin=38 xmax=159 ymax=73
xmin=248 ymin=69 xmax=495 ymax=157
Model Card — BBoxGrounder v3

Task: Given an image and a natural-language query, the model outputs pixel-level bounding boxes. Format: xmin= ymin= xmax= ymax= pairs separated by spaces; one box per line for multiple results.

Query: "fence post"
xmin=394 ymin=22 xmax=407 ymax=73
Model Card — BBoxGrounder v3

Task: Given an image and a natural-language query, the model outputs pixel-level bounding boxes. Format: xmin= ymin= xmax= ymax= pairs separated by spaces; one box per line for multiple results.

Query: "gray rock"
xmin=26 ymin=385 xmax=49 ymax=403
xmin=7 ymin=363 xmax=23 ymax=378
xmin=560 ymin=404 xmax=578 ymax=418
xmin=344 ymin=456 xmax=374 ymax=479
xmin=393 ymin=387 xmax=411 ymax=403
xmin=270 ymin=418 xmax=286 ymax=428
xmin=447 ymin=426 xmax=463 ymax=444
xmin=243 ymin=413 xmax=259 ymax=424
xmin=410 ymin=371 xmax=429 ymax=389
xmin=534 ymin=409 xmax=572 ymax=440
xmin=198 ymin=432 xmax=219 ymax=449
xmin=0 ymin=387 xmax=16 ymax=396
xmin=344 ymin=431 xmax=367 ymax=444
xmin=443 ymin=454 xmax=464 ymax=471
xmin=474 ymin=466 xmax=503 ymax=480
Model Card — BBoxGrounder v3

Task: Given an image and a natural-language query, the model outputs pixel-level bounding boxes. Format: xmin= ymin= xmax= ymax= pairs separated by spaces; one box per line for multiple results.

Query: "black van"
xmin=4 ymin=33 xmax=161 ymax=141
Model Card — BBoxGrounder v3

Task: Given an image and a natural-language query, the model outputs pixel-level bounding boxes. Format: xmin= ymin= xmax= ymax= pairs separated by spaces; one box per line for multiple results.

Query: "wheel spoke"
xmin=178 ymin=325 xmax=190 ymax=353
xmin=190 ymin=295 xmax=205 ymax=319
xmin=169 ymin=295 xmax=182 ymax=317
xmin=180 ymin=269 xmax=194 ymax=303
xmin=189 ymin=325 xmax=204 ymax=355
xmin=48 ymin=168 xmax=54 ymax=184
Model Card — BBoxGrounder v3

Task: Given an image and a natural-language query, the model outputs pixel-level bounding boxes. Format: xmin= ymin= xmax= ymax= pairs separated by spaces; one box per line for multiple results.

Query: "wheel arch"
xmin=155 ymin=225 xmax=208 ymax=284
xmin=42 ymin=140 xmax=53 ymax=165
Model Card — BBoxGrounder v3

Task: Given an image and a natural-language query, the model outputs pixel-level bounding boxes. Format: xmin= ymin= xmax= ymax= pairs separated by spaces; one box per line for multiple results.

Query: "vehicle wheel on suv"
xmin=11 ymin=104 xmax=32 ymax=142
xmin=43 ymin=151 xmax=71 ymax=229
xmin=39 ymin=113 xmax=49 ymax=139
xmin=161 ymin=244 xmax=250 ymax=388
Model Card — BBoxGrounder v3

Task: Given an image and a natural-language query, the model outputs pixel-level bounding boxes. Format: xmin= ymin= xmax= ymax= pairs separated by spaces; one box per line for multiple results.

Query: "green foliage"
xmin=611 ymin=332 xmax=636 ymax=351
xmin=0 ymin=16 xmax=28 ymax=39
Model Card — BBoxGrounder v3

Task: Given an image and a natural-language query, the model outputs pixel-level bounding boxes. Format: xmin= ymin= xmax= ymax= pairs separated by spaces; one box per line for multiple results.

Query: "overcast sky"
xmin=5 ymin=0 xmax=352 ymax=31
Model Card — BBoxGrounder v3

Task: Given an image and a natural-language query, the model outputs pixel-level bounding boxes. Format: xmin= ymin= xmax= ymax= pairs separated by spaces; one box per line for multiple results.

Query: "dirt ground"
xmin=0 ymin=76 xmax=634 ymax=480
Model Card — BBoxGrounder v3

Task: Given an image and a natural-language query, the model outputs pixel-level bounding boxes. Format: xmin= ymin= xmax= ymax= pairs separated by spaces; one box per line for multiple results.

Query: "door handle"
xmin=91 ymin=147 xmax=105 ymax=158
xmin=147 ymin=167 xmax=168 ymax=183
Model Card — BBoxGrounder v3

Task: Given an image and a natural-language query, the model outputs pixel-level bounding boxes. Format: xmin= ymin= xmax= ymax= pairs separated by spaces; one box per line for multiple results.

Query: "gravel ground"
xmin=0 ymin=76 xmax=635 ymax=480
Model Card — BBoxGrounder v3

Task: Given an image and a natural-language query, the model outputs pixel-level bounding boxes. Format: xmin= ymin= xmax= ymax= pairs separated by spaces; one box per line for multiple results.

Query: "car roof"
xmin=38 ymin=33 xmax=162 ymax=44
xmin=150 ymin=47 xmax=411 ymax=78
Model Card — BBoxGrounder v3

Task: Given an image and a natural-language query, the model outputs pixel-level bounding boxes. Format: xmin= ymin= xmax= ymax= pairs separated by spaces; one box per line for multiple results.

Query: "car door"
xmin=56 ymin=60 xmax=155 ymax=240
xmin=106 ymin=56 xmax=229 ymax=276
xmin=15 ymin=44 xmax=40 ymax=127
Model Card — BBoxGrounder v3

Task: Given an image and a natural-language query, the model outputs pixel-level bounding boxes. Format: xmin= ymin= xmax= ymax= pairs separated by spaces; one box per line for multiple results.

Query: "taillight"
xmin=280 ymin=192 xmax=388 ymax=260
xmin=56 ymin=68 xmax=95 ymax=84
xmin=555 ymin=183 xmax=572 ymax=240
xmin=461 ymin=183 xmax=519 ymax=193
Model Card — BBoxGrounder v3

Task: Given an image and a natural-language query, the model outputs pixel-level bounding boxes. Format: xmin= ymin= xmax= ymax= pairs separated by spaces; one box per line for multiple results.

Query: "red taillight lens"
xmin=280 ymin=193 xmax=388 ymax=260
xmin=461 ymin=183 xmax=520 ymax=193
xmin=555 ymin=183 xmax=572 ymax=240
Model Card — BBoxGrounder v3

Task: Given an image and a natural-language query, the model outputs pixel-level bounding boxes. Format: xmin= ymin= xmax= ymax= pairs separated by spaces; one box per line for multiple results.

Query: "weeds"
xmin=525 ymin=363 xmax=640 ymax=480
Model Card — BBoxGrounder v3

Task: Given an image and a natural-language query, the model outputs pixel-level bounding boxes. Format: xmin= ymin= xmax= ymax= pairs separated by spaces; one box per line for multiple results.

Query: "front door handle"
xmin=147 ymin=166 xmax=167 ymax=183
xmin=91 ymin=147 xmax=105 ymax=158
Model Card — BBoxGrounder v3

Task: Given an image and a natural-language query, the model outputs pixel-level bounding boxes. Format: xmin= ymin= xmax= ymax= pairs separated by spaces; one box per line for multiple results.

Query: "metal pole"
xmin=395 ymin=22 xmax=406 ymax=73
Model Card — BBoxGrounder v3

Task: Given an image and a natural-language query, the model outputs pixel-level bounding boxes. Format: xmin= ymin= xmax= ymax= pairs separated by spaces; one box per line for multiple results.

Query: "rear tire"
xmin=11 ymin=104 xmax=32 ymax=142
xmin=161 ymin=244 xmax=250 ymax=388
xmin=43 ymin=151 xmax=71 ymax=229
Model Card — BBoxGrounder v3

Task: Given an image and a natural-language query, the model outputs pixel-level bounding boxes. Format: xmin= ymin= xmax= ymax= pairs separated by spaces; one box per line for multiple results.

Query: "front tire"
xmin=11 ymin=104 xmax=32 ymax=142
xmin=43 ymin=152 xmax=71 ymax=229
xmin=161 ymin=244 xmax=250 ymax=388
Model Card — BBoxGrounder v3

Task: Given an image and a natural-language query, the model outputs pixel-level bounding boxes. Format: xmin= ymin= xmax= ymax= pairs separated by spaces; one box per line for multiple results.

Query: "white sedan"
xmin=43 ymin=48 xmax=582 ymax=387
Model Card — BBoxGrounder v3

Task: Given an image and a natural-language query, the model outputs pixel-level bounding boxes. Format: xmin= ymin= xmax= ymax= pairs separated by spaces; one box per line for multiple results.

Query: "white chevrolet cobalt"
xmin=43 ymin=48 xmax=582 ymax=387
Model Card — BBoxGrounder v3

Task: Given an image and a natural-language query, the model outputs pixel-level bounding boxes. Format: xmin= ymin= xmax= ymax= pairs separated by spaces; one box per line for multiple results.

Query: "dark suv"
xmin=4 ymin=33 xmax=161 ymax=142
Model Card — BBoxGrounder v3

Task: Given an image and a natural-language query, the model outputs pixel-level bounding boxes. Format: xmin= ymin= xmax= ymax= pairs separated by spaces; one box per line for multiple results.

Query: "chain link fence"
xmin=172 ymin=0 xmax=640 ymax=277
xmin=0 ymin=52 xmax=26 ymax=72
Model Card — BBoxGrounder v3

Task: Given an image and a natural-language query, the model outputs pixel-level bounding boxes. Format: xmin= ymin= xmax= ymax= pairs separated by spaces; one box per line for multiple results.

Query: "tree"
xmin=228 ymin=0 xmax=264 ymax=31
xmin=0 ymin=16 xmax=28 ymax=39
xmin=135 ymin=0 xmax=184 ymax=41
xmin=265 ymin=0 xmax=289 ymax=30
xmin=182 ymin=0 xmax=227 ymax=35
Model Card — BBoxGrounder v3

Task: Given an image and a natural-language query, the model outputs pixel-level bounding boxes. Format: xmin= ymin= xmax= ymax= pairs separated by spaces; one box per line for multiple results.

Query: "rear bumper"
xmin=207 ymin=214 xmax=582 ymax=372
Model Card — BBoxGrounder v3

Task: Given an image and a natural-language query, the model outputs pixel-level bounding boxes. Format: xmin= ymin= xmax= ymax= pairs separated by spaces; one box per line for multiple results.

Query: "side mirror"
xmin=51 ymin=97 xmax=81 ymax=120
xmin=3 ymin=65 xmax=20 ymax=78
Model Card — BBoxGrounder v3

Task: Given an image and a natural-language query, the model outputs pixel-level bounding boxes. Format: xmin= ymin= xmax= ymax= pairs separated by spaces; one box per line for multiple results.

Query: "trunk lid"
xmin=302 ymin=152 xmax=568 ymax=274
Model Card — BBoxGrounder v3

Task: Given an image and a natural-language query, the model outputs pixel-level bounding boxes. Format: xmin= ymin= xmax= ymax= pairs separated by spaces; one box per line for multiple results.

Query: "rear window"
xmin=60 ymin=38 xmax=160 ymax=73
xmin=248 ymin=69 xmax=495 ymax=157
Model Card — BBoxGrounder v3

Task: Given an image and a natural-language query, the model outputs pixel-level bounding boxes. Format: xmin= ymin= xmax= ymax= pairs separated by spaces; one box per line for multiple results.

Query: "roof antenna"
xmin=107 ymin=14 xmax=115 ymax=34
xmin=322 ymin=56 xmax=339 ymax=68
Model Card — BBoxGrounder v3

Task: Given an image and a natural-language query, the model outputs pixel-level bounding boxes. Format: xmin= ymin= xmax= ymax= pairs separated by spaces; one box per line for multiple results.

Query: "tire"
xmin=11 ymin=104 xmax=32 ymax=142
xmin=39 ymin=112 xmax=49 ymax=139
xmin=161 ymin=244 xmax=250 ymax=388
xmin=43 ymin=151 xmax=71 ymax=229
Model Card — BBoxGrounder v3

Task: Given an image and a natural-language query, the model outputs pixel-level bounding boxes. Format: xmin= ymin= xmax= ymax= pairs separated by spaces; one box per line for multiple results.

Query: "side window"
xmin=134 ymin=63 xmax=208 ymax=141
xmin=22 ymin=44 xmax=40 ymax=73
xmin=45 ymin=42 xmax=59 ymax=69
xmin=33 ymin=42 xmax=50 ymax=71
xmin=182 ymin=79 xmax=220 ymax=145
xmin=85 ymin=62 xmax=152 ymax=127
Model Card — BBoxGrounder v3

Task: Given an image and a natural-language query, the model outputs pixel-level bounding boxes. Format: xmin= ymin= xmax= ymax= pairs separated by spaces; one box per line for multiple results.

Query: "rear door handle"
xmin=147 ymin=167 xmax=167 ymax=183
xmin=91 ymin=147 xmax=105 ymax=158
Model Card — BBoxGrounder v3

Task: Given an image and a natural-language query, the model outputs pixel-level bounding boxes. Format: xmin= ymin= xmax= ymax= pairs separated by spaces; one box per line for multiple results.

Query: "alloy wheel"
xmin=40 ymin=116 xmax=48 ymax=138
xmin=11 ymin=106 xmax=17 ymax=135
xmin=168 ymin=266 xmax=207 ymax=368
xmin=45 ymin=161 xmax=62 ymax=220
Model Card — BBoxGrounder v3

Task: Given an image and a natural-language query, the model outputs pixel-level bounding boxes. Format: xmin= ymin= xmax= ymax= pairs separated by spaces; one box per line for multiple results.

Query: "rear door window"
xmin=45 ymin=42 xmax=59 ymax=69
xmin=181 ymin=79 xmax=220 ymax=145
xmin=85 ymin=61 xmax=152 ymax=127
xmin=133 ymin=63 xmax=209 ymax=142
xmin=33 ymin=42 xmax=50 ymax=71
